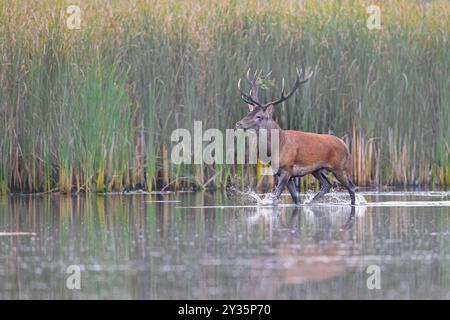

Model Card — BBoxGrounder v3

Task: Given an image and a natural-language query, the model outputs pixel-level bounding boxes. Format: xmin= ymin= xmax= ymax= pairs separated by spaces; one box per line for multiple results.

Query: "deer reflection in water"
xmin=243 ymin=205 xmax=365 ymax=299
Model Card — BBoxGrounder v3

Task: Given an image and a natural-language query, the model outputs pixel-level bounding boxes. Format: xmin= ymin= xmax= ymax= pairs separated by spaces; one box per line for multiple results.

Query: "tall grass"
xmin=0 ymin=0 xmax=449 ymax=193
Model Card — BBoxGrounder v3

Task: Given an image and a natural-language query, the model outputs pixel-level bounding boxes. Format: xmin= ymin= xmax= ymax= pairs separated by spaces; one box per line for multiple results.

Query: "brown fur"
xmin=279 ymin=131 xmax=351 ymax=176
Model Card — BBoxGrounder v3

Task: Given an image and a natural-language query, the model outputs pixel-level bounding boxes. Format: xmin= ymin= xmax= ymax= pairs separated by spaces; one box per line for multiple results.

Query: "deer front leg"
xmin=273 ymin=171 xmax=291 ymax=199
xmin=259 ymin=170 xmax=291 ymax=205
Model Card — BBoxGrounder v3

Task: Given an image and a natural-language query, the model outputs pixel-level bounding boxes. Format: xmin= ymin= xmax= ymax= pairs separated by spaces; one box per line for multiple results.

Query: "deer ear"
xmin=247 ymin=104 xmax=256 ymax=112
xmin=265 ymin=105 xmax=275 ymax=117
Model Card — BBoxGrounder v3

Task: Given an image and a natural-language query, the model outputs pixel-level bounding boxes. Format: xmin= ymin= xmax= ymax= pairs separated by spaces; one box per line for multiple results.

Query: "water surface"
xmin=1 ymin=190 xmax=450 ymax=299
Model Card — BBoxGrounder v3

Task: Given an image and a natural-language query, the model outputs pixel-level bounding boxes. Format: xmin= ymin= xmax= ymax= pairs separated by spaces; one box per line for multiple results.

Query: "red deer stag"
xmin=235 ymin=68 xmax=356 ymax=205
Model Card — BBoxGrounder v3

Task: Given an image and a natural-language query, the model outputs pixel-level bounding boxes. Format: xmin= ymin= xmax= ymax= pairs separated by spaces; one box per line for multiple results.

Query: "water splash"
xmin=230 ymin=187 xmax=283 ymax=205
xmin=229 ymin=187 xmax=263 ymax=204
xmin=229 ymin=187 xmax=367 ymax=206
xmin=302 ymin=191 xmax=367 ymax=206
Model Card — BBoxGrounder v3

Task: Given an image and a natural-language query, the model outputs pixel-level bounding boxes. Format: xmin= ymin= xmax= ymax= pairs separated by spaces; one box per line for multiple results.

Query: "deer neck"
xmin=257 ymin=119 xmax=286 ymax=158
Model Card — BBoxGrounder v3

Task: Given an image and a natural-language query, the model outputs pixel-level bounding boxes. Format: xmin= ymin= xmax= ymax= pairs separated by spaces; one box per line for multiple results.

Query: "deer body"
xmin=279 ymin=130 xmax=351 ymax=176
xmin=236 ymin=68 xmax=356 ymax=205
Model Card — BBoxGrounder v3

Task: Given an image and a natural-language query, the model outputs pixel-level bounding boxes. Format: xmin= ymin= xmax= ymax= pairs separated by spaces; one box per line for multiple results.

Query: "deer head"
xmin=235 ymin=68 xmax=313 ymax=131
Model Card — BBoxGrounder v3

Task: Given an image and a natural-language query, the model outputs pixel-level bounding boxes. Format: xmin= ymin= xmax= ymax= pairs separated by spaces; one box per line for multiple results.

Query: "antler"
xmin=238 ymin=69 xmax=263 ymax=108
xmin=263 ymin=67 xmax=313 ymax=108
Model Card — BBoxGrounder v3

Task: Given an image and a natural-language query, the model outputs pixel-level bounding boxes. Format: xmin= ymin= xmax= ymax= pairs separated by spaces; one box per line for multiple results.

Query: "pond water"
xmin=1 ymin=189 xmax=450 ymax=299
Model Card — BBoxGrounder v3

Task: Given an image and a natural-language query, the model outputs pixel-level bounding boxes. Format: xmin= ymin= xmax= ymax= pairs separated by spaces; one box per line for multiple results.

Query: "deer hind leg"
xmin=310 ymin=170 xmax=332 ymax=203
xmin=332 ymin=171 xmax=356 ymax=205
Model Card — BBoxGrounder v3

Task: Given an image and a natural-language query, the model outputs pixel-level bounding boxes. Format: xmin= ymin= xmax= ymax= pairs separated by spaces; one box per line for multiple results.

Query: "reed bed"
xmin=0 ymin=0 xmax=449 ymax=194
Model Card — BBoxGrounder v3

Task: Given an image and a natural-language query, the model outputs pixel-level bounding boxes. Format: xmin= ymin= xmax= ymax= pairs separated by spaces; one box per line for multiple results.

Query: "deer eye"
xmin=256 ymin=115 xmax=262 ymax=120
